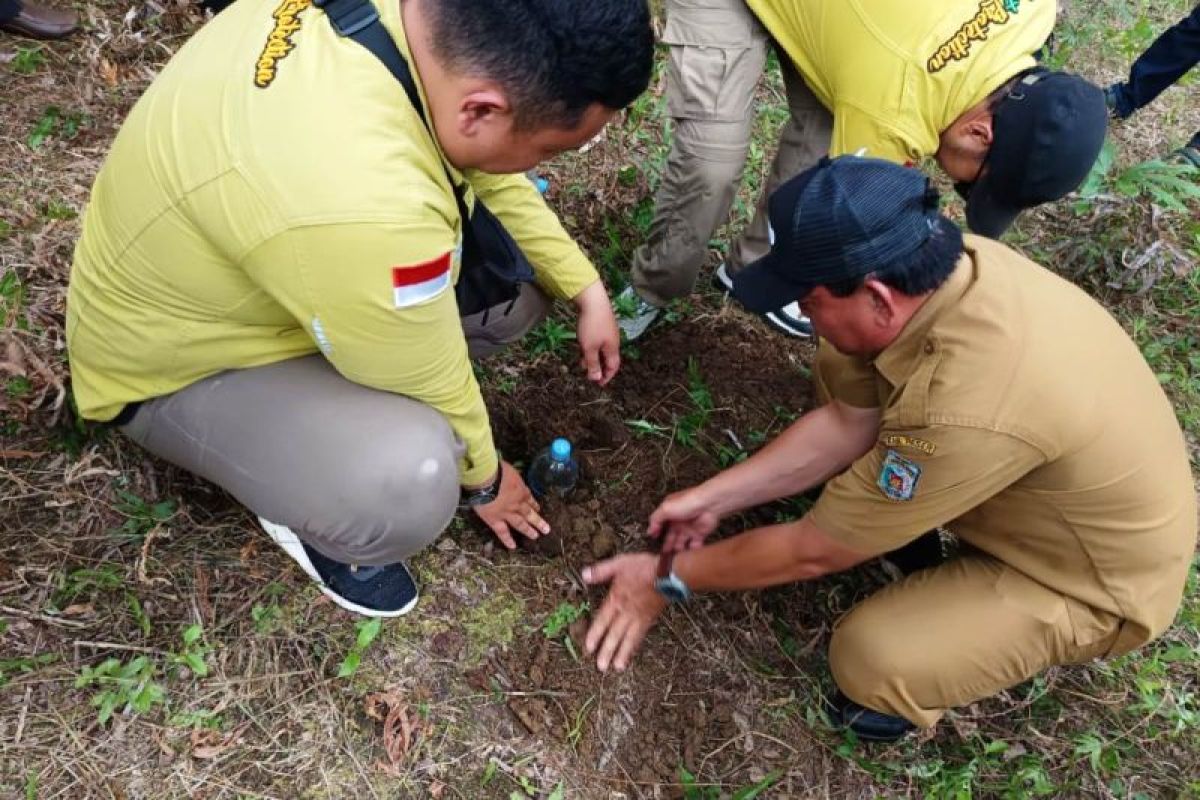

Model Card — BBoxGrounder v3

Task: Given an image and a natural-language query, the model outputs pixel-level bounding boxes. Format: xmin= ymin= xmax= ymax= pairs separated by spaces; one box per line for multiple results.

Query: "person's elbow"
xmin=785 ymin=516 xmax=874 ymax=581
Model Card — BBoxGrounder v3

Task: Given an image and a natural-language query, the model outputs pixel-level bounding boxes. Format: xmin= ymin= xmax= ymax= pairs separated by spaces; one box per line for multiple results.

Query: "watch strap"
xmin=460 ymin=468 xmax=502 ymax=507
xmin=656 ymin=550 xmax=675 ymax=580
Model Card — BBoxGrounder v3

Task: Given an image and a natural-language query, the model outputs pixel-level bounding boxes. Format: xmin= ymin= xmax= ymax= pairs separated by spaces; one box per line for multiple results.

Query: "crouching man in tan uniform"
xmin=583 ymin=156 xmax=1197 ymax=740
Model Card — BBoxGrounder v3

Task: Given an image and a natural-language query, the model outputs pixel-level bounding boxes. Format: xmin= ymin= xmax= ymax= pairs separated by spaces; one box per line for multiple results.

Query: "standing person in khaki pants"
xmin=617 ymin=0 xmax=1108 ymax=342
xmin=67 ymin=0 xmax=654 ymax=618
xmin=586 ymin=157 xmax=1196 ymax=741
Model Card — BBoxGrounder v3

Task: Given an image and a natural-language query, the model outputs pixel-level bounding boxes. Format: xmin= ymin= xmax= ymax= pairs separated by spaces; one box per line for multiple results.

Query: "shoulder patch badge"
xmin=878 ymin=449 xmax=922 ymax=502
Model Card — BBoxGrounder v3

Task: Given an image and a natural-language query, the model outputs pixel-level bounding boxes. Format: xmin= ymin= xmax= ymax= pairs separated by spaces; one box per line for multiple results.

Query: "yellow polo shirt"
xmin=810 ymin=236 xmax=1197 ymax=655
xmin=746 ymin=0 xmax=1056 ymax=163
xmin=66 ymin=0 xmax=599 ymax=485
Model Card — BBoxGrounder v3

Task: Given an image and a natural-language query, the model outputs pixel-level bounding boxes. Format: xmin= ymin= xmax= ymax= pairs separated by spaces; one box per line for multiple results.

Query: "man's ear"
xmin=962 ymin=114 xmax=994 ymax=153
xmin=458 ymin=86 xmax=511 ymax=137
xmin=863 ymin=278 xmax=899 ymax=328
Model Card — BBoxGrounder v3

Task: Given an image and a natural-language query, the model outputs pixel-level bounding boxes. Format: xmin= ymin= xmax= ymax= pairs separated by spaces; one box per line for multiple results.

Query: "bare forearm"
xmin=673 ymin=517 xmax=870 ymax=592
xmin=700 ymin=401 xmax=879 ymax=517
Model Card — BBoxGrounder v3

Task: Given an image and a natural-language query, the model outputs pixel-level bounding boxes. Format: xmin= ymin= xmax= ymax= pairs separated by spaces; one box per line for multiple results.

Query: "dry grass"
xmin=2 ymin=1 xmax=1199 ymax=798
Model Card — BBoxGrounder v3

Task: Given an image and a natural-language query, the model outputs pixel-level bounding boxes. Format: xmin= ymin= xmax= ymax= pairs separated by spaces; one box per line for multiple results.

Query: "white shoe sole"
xmin=714 ymin=263 xmax=734 ymax=292
xmin=258 ymin=518 xmax=419 ymax=618
xmin=763 ymin=309 xmax=813 ymax=339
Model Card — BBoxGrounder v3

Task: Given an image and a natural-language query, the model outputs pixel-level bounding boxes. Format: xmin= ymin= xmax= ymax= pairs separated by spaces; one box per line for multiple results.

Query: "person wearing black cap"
xmin=583 ymin=156 xmax=1196 ymax=741
xmin=616 ymin=0 xmax=1109 ymax=343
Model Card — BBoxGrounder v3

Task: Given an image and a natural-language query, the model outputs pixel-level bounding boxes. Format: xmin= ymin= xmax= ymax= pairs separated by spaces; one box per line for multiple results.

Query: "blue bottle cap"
xmin=550 ymin=438 xmax=572 ymax=461
xmin=534 ymin=177 xmax=550 ymax=195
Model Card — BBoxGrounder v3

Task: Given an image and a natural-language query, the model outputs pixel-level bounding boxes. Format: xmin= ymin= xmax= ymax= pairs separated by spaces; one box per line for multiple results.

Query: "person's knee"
xmin=828 ymin=602 xmax=923 ymax=713
xmin=671 ymin=122 xmax=752 ymax=190
xmin=340 ymin=411 xmax=461 ymax=561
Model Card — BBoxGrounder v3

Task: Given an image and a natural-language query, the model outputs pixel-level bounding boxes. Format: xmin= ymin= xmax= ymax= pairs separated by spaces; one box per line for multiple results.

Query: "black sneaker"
xmin=826 ymin=691 xmax=916 ymax=742
xmin=1175 ymin=134 xmax=1200 ymax=169
xmin=259 ymin=518 xmax=419 ymax=617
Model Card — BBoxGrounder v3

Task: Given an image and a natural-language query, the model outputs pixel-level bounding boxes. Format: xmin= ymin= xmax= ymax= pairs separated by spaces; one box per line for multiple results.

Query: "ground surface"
xmin=2 ymin=1 xmax=1199 ymax=798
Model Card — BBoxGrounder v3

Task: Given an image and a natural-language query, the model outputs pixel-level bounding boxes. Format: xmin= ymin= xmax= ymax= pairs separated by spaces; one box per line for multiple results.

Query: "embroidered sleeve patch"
xmin=392 ymin=252 xmax=452 ymax=308
xmin=927 ymin=0 xmax=1020 ymax=73
xmin=254 ymin=0 xmax=312 ymax=88
xmin=881 ymin=434 xmax=937 ymax=455
xmin=878 ymin=449 xmax=922 ymax=502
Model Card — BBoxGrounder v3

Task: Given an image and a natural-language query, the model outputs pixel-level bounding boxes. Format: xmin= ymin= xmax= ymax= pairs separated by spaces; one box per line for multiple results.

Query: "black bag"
xmin=314 ymin=0 xmax=535 ymax=316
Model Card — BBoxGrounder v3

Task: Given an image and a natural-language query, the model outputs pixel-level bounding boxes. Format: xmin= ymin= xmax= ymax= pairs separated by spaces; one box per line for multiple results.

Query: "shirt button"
xmin=924 ymin=342 xmax=935 ymax=355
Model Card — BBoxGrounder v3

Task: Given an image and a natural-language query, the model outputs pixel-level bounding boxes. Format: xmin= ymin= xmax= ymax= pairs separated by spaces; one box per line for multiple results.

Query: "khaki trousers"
xmin=630 ymin=0 xmax=833 ymax=306
xmin=120 ymin=284 xmax=550 ymax=566
xmin=829 ymin=554 xmax=1121 ymax=727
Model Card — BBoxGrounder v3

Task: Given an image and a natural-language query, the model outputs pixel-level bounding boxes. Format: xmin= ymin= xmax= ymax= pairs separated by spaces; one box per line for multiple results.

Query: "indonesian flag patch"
xmin=392 ymin=252 xmax=452 ymax=308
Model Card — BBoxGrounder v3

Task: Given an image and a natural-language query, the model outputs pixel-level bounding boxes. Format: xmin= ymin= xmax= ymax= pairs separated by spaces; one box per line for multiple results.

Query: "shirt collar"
xmin=872 ymin=253 xmax=973 ymax=388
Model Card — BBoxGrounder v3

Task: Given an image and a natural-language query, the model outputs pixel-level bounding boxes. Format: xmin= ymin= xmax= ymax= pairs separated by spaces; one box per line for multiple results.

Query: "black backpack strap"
xmin=312 ymin=0 xmax=428 ymax=126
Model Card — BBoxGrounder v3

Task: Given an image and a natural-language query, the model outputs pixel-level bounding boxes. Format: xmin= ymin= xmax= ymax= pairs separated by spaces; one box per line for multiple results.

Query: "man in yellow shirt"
xmin=586 ymin=157 xmax=1195 ymax=741
xmin=617 ymin=0 xmax=1107 ymax=341
xmin=66 ymin=0 xmax=654 ymax=617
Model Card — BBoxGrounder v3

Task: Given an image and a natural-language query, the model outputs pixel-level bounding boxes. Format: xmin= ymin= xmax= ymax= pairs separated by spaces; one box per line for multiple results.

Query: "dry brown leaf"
xmin=99 ymin=58 xmax=120 ymax=87
xmin=191 ymin=744 xmax=228 ymax=760
xmin=61 ymin=603 xmax=94 ymax=617
xmin=364 ymin=690 xmax=421 ymax=774
xmin=238 ymin=539 xmax=259 ymax=565
xmin=190 ymin=727 xmax=233 ymax=760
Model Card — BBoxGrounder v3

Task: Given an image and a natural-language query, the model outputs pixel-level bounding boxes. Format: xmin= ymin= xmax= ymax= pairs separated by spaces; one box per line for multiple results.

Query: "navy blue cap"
xmin=732 ymin=156 xmax=940 ymax=313
xmin=963 ymin=69 xmax=1108 ymax=237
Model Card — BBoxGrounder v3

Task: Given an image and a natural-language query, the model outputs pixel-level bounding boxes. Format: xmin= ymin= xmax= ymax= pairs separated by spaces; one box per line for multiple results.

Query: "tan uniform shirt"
xmin=810 ymin=236 xmax=1197 ymax=655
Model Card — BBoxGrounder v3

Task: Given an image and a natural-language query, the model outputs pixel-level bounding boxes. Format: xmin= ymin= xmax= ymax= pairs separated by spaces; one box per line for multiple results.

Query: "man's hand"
xmin=573 ymin=279 xmax=620 ymax=386
xmin=648 ymin=485 xmax=722 ymax=553
xmin=582 ymin=553 xmax=666 ymax=672
xmin=472 ymin=461 xmax=550 ymax=550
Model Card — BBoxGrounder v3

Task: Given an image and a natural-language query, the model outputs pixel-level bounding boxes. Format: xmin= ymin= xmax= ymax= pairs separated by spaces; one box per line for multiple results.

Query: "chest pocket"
xmin=878 ymin=340 xmax=941 ymax=428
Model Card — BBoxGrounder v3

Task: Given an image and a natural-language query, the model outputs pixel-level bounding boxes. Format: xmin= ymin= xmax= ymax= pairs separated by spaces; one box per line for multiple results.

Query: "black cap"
xmin=963 ymin=69 xmax=1107 ymax=237
xmin=732 ymin=156 xmax=940 ymax=313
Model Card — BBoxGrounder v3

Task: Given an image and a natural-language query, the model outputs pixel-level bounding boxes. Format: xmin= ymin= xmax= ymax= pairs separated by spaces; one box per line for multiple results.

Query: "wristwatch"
xmin=459 ymin=469 xmax=502 ymax=509
xmin=654 ymin=550 xmax=692 ymax=603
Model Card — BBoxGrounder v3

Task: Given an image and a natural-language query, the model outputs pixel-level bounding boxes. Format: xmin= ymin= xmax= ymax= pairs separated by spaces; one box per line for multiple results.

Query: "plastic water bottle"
xmin=526 ymin=438 xmax=579 ymax=499
xmin=525 ymin=170 xmax=550 ymax=195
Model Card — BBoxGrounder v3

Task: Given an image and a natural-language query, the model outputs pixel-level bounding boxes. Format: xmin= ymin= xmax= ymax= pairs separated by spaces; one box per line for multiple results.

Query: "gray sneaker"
xmin=614 ymin=285 xmax=660 ymax=341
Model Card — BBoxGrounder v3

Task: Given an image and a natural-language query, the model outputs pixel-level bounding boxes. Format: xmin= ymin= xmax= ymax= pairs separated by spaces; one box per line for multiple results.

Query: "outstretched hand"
xmin=648 ymin=486 xmax=721 ymax=553
xmin=472 ymin=461 xmax=550 ymax=550
xmin=582 ymin=553 xmax=665 ymax=672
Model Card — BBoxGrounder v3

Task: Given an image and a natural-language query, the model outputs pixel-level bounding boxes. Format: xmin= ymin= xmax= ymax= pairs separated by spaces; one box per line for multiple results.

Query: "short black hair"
xmin=824 ymin=215 xmax=964 ymax=298
xmin=424 ymin=0 xmax=654 ymax=130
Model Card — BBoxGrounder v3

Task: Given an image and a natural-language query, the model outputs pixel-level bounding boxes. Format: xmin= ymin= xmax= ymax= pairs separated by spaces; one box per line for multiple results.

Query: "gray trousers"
xmin=630 ymin=0 xmax=833 ymax=307
xmin=121 ymin=284 xmax=550 ymax=566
